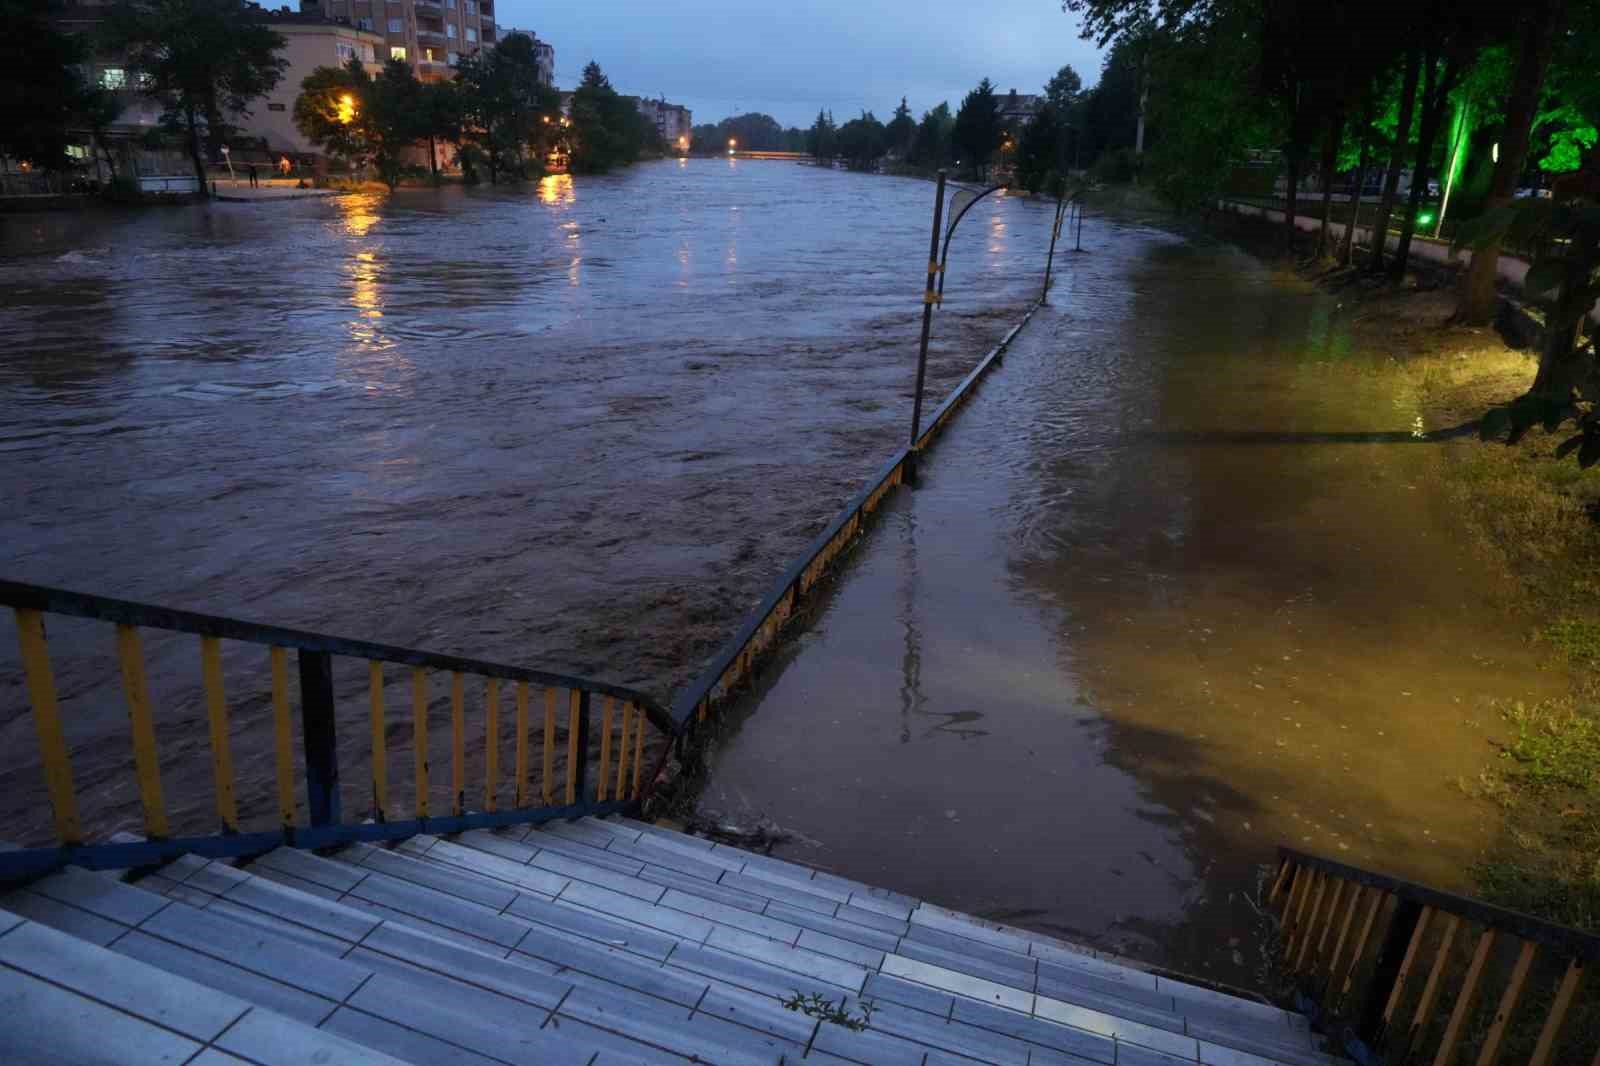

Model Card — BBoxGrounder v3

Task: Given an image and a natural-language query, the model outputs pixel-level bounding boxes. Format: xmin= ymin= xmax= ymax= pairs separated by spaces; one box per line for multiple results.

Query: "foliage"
xmin=1498 ymin=698 xmax=1600 ymax=791
xmin=779 ymin=992 xmax=876 ymax=1031
xmin=834 ymin=112 xmax=886 ymax=170
xmin=908 ymin=103 xmax=952 ymax=169
xmin=885 ymin=98 xmax=916 ymax=159
xmin=456 ymin=35 xmax=562 ymax=182
xmin=294 ymin=61 xmax=368 ymax=168
xmin=1014 ymin=103 xmax=1068 ymax=193
xmin=1044 ymin=65 xmax=1083 ymax=111
xmin=101 ymin=0 xmax=287 ymax=187
xmin=0 ymin=0 xmax=96 ymax=171
xmin=807 ymin=109 xmax=836 ymax=161
xmin=952 ymin=78 xmax=1001 ymax=179
xmin=567 ymin=60 xmax=653 ymax=174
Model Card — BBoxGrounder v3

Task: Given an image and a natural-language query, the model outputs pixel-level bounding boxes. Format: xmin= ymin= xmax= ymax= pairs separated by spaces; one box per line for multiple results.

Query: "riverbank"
xmin=1215 ymin=213 xmax=1600 ymax=1053
xmin=1220 ymin=209 xmax=1600 ymax=937
xmin=687 ymin=205 xmax=1583 ymax=993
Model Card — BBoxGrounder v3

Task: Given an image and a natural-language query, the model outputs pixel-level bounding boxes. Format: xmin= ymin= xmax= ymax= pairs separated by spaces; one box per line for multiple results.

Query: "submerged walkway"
xmin=700 ymin=215 xmax=1563 ymax=989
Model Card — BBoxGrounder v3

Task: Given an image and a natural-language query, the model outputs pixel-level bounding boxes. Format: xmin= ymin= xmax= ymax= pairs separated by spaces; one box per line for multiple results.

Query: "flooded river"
xmin=0 ymin=160 xmax=1051 ymax=842
xmin=698 ymin=216 xmax=1566 ymax=988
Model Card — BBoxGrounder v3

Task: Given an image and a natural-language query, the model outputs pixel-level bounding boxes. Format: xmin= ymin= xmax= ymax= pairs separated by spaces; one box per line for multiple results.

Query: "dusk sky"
xmin=500 ymin=0 xmax=1106 ymax=129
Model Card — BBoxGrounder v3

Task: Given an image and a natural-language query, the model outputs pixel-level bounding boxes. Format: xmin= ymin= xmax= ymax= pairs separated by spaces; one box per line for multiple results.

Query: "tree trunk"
xmin=186 ymin=106 xmax=208 ymax=195
xmin=1367 ymin=46 xmax=1422 ymax=274
xmin=1389 ymin=53 xmax=1458 ymax=281
xmin=1285 ymin=153 xmax=1301 ymax=252
xmin=428 ymin=134 xmax=439 ymax=179
xmin=1317 ymin=108 xmax=1346 ymax=259
xmin=1458 ymin=0 xmax=1564 ymax=323
xmin=1340 ymin=103 xmax=1374 ymax=267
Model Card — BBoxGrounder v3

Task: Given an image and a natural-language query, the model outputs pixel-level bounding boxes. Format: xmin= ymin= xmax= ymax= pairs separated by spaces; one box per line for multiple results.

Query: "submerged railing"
xmin=0 ymin=579 xmax=672 ymax=883
xmin=1271 ymin=847 xmax=1599 ymax=1066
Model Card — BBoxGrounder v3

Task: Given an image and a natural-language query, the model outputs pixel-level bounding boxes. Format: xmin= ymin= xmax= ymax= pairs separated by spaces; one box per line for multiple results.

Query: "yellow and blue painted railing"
xmin=0 ymin=579 xmax=671 ymax=883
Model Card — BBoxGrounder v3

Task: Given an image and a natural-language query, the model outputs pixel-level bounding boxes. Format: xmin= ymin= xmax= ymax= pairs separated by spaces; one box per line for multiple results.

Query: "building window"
xmin=465 ymin=25 xmax=476 ymax=42
xmin=267 ymin=102 xmax=286 ymax=111
xmin=390 ymin=45 xmax=407 ymax=59
xmin=464 ymin=0 xmax=475 ymax=13
xmin=386 ymin=17 xmax=402 ymax=32
xmin=336 ymin=41 xmax=355 ymax=61
xmin=66 ymin=144 xmax=88 ymax=160
xmin=447 ymin=51 xmax=459 ymax=64
xmin=356 ymin=16 xmax=373 ymax=29
xmin=100 ymin=67 xmax=127 ymax=90
xmin=445 ymin=22 xmax=456 ymax=37
xmin=444 ymin=0 xmax=455 ymax=9
xmin=362 ymin=43 xmax=375 ymax=60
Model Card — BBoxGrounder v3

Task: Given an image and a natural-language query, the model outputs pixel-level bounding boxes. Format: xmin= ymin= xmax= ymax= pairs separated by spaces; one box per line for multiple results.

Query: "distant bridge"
xmin=728 ymin=150 xmax=809 ymax=160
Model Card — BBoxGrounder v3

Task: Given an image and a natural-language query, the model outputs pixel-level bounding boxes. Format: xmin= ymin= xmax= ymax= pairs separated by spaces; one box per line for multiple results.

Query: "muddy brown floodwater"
xmin=0 ymin=161 xmax=1054 ymax=844
xmin=698 ymin=214 xmax=1569 ymax=990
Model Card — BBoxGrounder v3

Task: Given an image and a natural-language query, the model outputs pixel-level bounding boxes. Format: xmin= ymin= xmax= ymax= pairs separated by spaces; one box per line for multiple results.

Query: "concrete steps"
xmin=0 ymin=817 xmax=1343 ymax=1065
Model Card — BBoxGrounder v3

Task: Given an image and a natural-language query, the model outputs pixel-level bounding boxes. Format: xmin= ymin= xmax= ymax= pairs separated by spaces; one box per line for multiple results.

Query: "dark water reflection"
xmin=0 ymin=161 xmax=1052 ymax=841
xmin=700 ymin=218 xmax=1563 ymax=988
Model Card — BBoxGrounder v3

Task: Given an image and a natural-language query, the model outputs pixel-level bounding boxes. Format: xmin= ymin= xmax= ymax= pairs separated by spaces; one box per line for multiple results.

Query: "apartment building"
xmin=312 ymin=0 xmax=498 ymax=81
xmin=636 ymin=98 xmax=693 ymax=153
xmin=242 ymin=11 xmax=386 ymax=156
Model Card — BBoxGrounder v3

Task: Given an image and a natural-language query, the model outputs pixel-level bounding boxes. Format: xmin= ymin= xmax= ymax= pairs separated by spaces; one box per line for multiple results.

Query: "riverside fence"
xmin=0 ymin=174 xmax=1078 ymax=883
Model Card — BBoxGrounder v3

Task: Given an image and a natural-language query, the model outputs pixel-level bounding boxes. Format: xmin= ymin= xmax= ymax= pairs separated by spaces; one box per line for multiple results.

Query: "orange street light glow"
xmin=337 ymin=93 xmax=356 ymax=124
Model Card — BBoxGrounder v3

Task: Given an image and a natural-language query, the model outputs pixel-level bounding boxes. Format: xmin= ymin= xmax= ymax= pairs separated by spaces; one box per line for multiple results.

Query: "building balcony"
xmin=417 ymin=29 xmax=445 ymax=43
xmin=414 ymin=0 xmax=441 ymax=9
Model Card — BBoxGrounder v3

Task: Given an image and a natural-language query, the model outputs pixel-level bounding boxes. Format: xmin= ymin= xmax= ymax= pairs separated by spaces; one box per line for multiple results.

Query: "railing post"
xmin=1359 ymin=898 xmax=1422 ymax=1048
xmin=907 ymin=168 xmax=947 ymax=481
xmin=572 ymin=690 xmax=591 ymax=804
xmin=298 ymin=650 xmax=340 ymax=828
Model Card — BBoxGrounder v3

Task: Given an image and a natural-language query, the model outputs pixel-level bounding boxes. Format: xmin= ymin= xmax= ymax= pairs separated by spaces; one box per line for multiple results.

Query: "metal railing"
xmin=1271 ymin=847 xmax=1599 ymax=1066
xmin=0 ymin=579 xmax=671 ymax=883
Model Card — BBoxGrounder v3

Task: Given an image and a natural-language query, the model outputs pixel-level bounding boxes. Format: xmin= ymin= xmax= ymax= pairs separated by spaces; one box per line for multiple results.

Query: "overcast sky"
xmin=498 ymin=0 xmax=1105 ymax=129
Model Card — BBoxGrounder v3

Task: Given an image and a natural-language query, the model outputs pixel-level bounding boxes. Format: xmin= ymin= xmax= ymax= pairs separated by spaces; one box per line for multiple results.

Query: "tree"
xmin=908 ymin=103 xmax=953 ymax=169
xmin=294 ymin=60 xmax=367 ymax=170
xmin=953 ymin=78 xmax=1001 ymax=179
xmin=1 ymin=0 xmax=94 ymax=173
xmin=456 ymin=35 xmax=561 ymax=182
xmin=1458 ymin=0 xmax=1568 ymax=321
xmin=566 ymin=60 xmax=650 ymax=174
xmin=1044 ymin=65 xmax=1084 ymax=110
xmin=807 ymin=109 xmax=836 ymax=161
xmin=886 ymin=98 xmax=916 ymax=158
xmin=1015 ymin=103 xmax=1067 ymax=193
xmin=419 ymin=79 xmax=462 ymax=180
xmin=293 ymin=58 xmax=422 ymax=189
xmin=102 ymin=0 xmax=287 ymax=191
xmin=835 ymin=111 xmax=887 ymax=170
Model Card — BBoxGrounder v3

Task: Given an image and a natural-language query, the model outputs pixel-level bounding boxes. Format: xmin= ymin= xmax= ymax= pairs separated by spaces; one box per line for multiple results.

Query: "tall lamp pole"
xmin=908 ymin=169 xmax=947 ymax=478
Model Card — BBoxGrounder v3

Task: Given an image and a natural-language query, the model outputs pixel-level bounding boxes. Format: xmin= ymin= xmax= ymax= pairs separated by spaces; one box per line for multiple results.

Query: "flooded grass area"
xmin=696 ymin=209 xmax=1597 ymax=990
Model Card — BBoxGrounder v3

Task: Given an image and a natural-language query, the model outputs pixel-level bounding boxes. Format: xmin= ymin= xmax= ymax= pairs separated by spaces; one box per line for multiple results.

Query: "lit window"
xmin=465 ymin=25 xmax=476 ymax=41
xmin=336 ymin=41 xmax=355 ymax=61
xmin=66 ymin=144 xmax=88 ymax=160
xmin=362 ymin=44 xmax=375 ymax=60
xmin=386 ymin=17 xmax=402 ymax=32
xmin=100 ymin=67 xmax=126 ymax=90
xmin=445 ymin=22 xmax=456 ymax=37
xmin=390 ymin=45 xmax=407 ymax=59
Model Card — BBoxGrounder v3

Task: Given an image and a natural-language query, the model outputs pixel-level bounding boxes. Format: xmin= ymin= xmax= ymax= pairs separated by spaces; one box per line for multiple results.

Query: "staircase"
xmin=0 ymin=816 xmax=1340 ymax=1066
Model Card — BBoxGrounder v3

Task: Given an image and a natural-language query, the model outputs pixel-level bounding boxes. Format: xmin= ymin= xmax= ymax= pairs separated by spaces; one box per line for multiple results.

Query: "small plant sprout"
xmin=779 ymin=991 xmax=876 ymax=1031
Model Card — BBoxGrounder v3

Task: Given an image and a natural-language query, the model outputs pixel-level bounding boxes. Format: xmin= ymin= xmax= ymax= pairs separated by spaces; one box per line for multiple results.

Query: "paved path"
xmin=211 ymin=178 xmax=341 ymax=202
